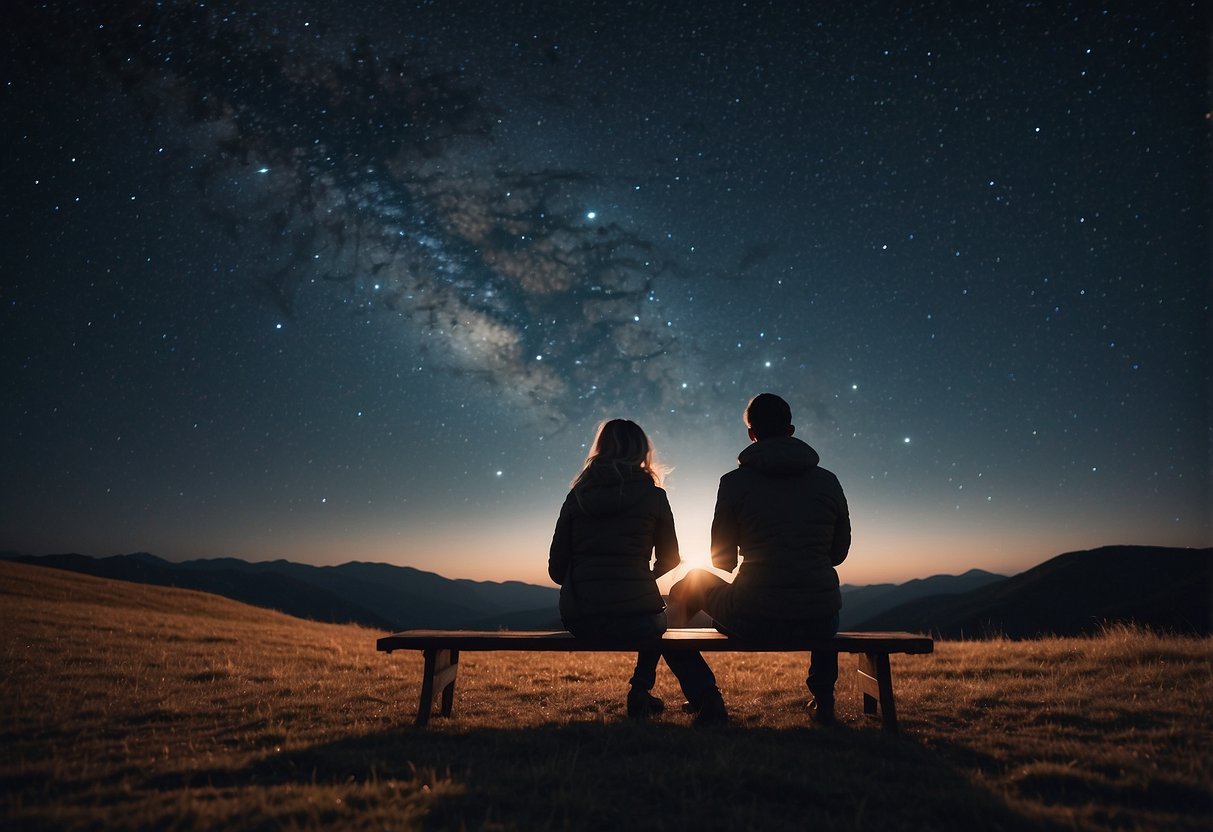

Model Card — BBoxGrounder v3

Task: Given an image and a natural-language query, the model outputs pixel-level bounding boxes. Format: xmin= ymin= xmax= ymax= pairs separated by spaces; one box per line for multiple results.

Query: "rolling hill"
xmin=3 ymin=552 xmax=561 ymax=630
xmin=858 ymin=545 xmax=1213 ymax=637
xmin=839 ymin=568 xmax=1005 ymax=629
xmin=2 ymin=557 xmax=1210 ymax=832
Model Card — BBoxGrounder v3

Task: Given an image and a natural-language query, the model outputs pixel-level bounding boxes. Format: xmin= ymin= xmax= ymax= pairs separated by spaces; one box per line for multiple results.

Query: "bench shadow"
xmin=143 ymin=720 xmax=1065 ymax=830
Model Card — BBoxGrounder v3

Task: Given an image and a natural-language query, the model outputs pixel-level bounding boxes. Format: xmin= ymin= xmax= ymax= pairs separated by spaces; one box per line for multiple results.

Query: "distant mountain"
xmin=10 ymin=545 xmax=1209 ymax=638
xmin=839 ymin=569 xmax=1005 ymax=629
xmin=859 ymin=545 xmax=1213 ymax=638
xmin=5 ymin=552 xmax=560 ymax=631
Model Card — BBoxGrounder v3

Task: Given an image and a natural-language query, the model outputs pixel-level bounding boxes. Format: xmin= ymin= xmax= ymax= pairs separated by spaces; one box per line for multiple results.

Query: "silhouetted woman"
xmin=548 ymin=419 xmax=721 ymax=721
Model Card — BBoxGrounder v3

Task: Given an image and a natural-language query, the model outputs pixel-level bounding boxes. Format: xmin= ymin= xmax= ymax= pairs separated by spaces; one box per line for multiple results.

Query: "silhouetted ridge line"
xmin=839 ymin=568 xmax=1005 ymax=629
xmin=6 ymin=552 xmax=560 ymax=630
xmin=8 ymin=545 xmax=1207 ymax=637
xmin=856 ymin=545 xmax=1213 ymax=638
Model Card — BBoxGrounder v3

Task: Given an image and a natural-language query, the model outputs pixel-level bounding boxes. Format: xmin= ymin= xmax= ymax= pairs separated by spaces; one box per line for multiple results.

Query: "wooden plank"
xmin=377 ymin=628 xmax=933 ymax=655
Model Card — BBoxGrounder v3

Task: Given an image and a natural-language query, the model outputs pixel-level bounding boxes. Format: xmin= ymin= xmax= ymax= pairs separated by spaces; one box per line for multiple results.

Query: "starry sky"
xmin=2 ymin=1 xmax=1209 ymax=588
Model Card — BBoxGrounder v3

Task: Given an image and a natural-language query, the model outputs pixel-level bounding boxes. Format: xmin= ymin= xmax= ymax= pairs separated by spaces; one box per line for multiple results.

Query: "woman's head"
xmin=572 ymin=418 xmax=664 ymax=487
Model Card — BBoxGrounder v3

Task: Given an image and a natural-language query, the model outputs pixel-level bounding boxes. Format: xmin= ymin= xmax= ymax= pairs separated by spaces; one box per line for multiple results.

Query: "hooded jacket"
xmin=548 ymin=464 xmax=679 ymax=624
xmin=710 ymin=436 xmax=850 ymax=620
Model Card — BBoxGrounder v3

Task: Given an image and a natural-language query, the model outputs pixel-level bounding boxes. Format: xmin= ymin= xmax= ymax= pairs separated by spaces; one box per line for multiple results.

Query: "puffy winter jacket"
xmin=710 ymin=436 xmax=850 ymax=620
xmin=548 ymin=464 xmax=679 ymax=624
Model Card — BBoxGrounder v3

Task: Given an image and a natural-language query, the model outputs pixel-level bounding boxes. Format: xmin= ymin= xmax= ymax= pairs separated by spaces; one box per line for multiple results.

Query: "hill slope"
xmin=840 ymin=569 xmax=1005 ymax=629
xmin=860 ymin=545 xmax=1213 ymax=637
xmin=6 ymin=552 xmax=560 ymax=630
xmin=2 ymin=560 xmax=1210 ymax=832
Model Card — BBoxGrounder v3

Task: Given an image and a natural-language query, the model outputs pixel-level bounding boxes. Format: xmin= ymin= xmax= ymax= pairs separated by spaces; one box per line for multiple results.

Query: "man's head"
xmin=744 ymin=393 xmax=794 ymax=441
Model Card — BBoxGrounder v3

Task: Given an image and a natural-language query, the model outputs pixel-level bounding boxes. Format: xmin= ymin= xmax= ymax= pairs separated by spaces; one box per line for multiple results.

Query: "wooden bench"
xmin=376 ymin=629 xmax=933 ymax=733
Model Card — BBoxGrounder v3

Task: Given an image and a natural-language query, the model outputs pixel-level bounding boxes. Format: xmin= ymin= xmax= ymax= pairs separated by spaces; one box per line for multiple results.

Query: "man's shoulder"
xmin=718 ymin=466 xmax=749 ymax=488
xmin=720 ymin=463 xmax=845 ymax=490
xmin=816 ymin=465 xmax=842 ymax=482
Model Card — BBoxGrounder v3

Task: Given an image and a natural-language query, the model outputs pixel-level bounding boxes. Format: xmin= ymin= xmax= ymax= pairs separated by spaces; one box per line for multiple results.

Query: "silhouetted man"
xmin=670 ymin=392 xmax=851 ymax=723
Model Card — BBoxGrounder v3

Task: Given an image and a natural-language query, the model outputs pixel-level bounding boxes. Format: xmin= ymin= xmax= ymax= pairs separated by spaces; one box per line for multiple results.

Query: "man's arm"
xmin=709 ymin=479 xmax=740 ymax=572
xmin=829 ymin=477 xmax=851 ymax=566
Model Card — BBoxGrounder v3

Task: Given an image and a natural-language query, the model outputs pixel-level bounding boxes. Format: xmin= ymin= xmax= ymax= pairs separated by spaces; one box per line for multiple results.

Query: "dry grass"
xmin=1 ymin=561 xmax=1210 ymax=831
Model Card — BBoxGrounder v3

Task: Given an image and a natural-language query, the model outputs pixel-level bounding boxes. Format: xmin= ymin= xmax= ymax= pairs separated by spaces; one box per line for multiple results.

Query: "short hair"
xmin=744 ymin=393 xmax=792 ymax=439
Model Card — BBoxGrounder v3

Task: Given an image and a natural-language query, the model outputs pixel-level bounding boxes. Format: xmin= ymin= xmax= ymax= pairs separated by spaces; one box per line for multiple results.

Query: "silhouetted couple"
xmin=548 ymin=393 xmax=851 ymax=727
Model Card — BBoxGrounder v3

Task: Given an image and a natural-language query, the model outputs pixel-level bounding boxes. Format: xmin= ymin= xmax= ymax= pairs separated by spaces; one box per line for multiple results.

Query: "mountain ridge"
xmin=839 ymin=568 xmax=1005 ymax=629
xmin=5 ymin=544 xmax=1209 ymax=637
xmin=858 ymin=545 xmax=1212 ymax=637
xmin=3 ymin=551 xmax=561 ymax=630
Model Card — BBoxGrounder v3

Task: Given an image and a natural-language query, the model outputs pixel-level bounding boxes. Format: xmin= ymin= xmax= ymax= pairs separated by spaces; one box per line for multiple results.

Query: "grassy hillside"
xmin=2 ymin=561 xmax=1210 ymax=831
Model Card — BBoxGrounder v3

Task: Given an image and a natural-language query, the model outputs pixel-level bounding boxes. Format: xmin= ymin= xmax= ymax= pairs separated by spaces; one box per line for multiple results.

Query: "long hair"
xmin=570 ymin=419 xmax=667 ymax=489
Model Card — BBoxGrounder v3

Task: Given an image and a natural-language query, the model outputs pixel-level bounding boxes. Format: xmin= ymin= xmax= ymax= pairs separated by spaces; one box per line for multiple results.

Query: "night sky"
xmin=3 ymin=1 xmax=1209 ymax=588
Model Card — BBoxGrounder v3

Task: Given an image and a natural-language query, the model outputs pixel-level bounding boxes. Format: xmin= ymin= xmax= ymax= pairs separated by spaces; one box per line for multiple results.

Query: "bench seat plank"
xmin=378 ymin=628 xmax=933 ymax=655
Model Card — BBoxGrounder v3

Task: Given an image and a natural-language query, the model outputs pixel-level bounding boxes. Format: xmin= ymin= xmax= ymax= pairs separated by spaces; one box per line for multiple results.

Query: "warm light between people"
xmin=681 ymin=551 xmax=714 ymax=570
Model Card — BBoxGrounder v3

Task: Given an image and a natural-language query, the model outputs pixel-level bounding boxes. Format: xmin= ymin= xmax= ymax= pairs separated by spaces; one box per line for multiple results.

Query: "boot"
xmin=626 ymin=687 xmax=665 ymax=720
xmin=809 ymin=696 xmax=835 ymax=726
xmin=693 ymin=688 xmax=729 ymax=728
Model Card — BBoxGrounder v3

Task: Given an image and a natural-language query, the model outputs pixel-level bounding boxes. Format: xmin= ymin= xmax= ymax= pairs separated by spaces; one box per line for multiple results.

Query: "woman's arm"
xmin=547 ymin=494 xmax=575 ymax=584
xmin=651 ymin=490 xmax=680 ymax=579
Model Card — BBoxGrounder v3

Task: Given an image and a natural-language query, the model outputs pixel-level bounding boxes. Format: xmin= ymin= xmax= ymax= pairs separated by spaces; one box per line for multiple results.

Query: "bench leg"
xmin=417 ymin=648 xmax=460 ymax=727
xmin=440 ymin=649 xmax=459 ymax=717
xmin=857 ymin=652 xmax=898 ymax=734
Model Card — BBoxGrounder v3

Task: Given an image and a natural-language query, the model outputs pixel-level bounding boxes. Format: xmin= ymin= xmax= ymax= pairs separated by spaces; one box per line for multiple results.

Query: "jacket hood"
xmin=572 ymin=464 xmax=657 ymax=517
xmin=737 ymin=435 xmax=821 ymax=476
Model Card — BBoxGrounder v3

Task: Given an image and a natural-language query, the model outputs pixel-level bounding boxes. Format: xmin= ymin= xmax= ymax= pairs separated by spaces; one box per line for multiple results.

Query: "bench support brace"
xmin=417 ymin=648 xmax=459 ymax=726
xmin=857 ymin=652 xmax=898 ymax=733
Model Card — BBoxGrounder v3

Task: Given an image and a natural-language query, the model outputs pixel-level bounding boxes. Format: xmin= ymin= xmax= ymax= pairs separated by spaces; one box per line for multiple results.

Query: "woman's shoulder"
xmin=646 ymin=482 xmax=671 ymax=505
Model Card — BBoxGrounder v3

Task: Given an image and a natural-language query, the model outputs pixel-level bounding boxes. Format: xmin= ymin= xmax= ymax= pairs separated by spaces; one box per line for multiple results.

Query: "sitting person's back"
xmin=548 ymin=418 xmax=722 ymax=722
xmin=669 ymin=392 xmax=851 ymax=725
xmin=549 ymin=461 xmax=675 ymax=624
xmin=712 ymin=433 xmax=850 ymax=623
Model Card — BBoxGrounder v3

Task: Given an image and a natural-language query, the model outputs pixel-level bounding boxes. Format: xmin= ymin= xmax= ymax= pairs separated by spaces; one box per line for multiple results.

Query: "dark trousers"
xmin=566 ymin=612 xmax=719 ymax=707
xmin=714 ymin=612 xmax=840 ymax=700
xmin=675 ymin=569 xmax=841 ymax=701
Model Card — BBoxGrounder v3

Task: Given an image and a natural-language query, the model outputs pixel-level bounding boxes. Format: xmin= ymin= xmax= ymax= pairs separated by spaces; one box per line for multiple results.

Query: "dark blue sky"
xmin=2 ymin=1 xmax=1209 ymax=586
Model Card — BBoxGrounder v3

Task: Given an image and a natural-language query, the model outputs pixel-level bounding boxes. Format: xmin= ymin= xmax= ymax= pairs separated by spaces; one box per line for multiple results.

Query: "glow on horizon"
xmin=8 ymin=463 xmax=1206 ymax=589
xmin=74 ymin=509 xmax=1185 ymax=591
xmin=13 ymin=469 xmax=1205 ymax=589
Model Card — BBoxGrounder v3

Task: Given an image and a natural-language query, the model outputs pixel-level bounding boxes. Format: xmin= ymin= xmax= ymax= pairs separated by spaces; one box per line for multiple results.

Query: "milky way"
xmin=22 ymin=1 xmax=702 ymax=434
